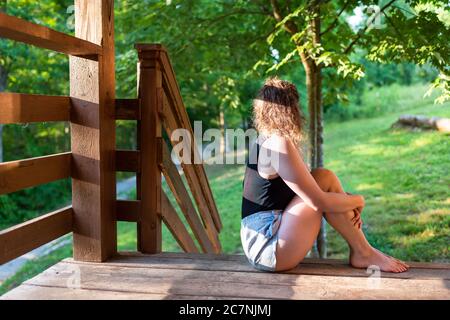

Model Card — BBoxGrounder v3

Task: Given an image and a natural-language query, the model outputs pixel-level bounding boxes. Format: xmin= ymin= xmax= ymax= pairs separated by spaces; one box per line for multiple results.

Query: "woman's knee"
xmin=311 ymin=167 xmax=335 ymax=178
xmin=311 ymin=167 xmax=337 ymax=190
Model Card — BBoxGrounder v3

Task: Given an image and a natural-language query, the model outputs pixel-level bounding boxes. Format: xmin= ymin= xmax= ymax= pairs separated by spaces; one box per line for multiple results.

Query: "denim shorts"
xmin=240 ymin=210 xmax=283 ymax=272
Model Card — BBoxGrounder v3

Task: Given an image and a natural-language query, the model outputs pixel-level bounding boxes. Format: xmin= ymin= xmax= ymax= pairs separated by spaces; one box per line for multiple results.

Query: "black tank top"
xmin=241 ymin=136 xmax=296 ymax=219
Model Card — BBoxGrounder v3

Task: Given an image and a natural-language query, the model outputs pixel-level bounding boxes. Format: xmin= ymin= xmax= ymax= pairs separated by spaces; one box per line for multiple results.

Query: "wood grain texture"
xmin=0 ymin=284 xmax=242 ymax=300
xmin=2 ymin=253 xmax=448 ymax=300
xmin=0 ymin=207 xmax=73 ymax=264
xmin=158 ymin=49 xmax=222 ymax=233
xmin=0 ymin=12 xmax=101 ymax=60
xmin=135 ymin=45 xmax=162 ymax=253
xmin=115 ymin=99 xmax=140 ymax=120
xmin=161 ymin=142 xmax=216 ymax=253
xmin=0 ymin=93 xmax=70 ymax=124
xmin=162 ymin=93 xmax=221 ymax=253
xmin=116 ymin=200 xmax=140 ymax=222
xmin=110 ymin=253 xmax=450 ymax=280
xmin=161 ymin=192 xmax=199 ymax=253
xmin=135 ymin=252 xmax=450 ymax=270
xmin=115 ymin=150 xmax=140 ymax=172
xmin=0 ymin=153 xmax=71 ymax=195
xmin=70 ymin=0 xmax=116 ymax=262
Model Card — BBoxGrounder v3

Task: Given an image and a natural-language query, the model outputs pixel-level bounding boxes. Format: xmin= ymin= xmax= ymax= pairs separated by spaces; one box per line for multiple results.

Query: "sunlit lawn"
xmin=1 ymin=98 xmax=449 ymax=295
xmin=324 ymin=102 xmax=449 ymax=261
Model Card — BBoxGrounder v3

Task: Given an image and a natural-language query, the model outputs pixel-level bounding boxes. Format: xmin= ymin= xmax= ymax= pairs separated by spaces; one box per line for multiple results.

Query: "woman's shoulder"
xmin=260 ymin=133 xmax=293 ymax=152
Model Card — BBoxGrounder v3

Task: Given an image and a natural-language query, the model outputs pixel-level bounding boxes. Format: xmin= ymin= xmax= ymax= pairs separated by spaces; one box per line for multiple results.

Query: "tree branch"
xmin=343 ymin=0 xmax=397 ymax=54
xmin=320 ymin=0 xmax=350 ymax=36
xmin=270 ymin=0 xmax=299 ymax=34
xmin=270 ymin=0 xmax=313 ymax=71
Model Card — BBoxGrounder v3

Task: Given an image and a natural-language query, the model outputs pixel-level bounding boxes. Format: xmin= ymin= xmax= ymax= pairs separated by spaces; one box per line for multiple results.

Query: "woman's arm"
xmin=262 ymin=135 xmax=364 ymax=213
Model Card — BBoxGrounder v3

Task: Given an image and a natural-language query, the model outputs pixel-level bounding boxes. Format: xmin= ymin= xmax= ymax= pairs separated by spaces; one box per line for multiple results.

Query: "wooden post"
xmin=135 ymin=45 xmax=162 ymax=253
xmin=70 ymin=0 xmax=116 ymax=261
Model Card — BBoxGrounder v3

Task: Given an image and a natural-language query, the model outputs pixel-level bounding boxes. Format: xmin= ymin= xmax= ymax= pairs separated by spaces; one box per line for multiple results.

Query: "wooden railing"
xmin=115 ymin=44 xmax=222 ymax=254
xmin=0 ymin=1 xmax=221 ymax=265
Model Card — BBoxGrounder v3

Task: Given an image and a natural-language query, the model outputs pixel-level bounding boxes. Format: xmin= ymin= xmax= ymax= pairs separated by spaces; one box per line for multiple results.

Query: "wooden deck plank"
xmin=64 ymin=254 xmax=446 ymax=281
xmin=0 ymin=284 xmax=247 ymax=300
xmin=139 ymin=252 xmax=450 ymax=270
xmin=18 ymin=261 xmax=450 ymax=299
xmin=1 ymin=253 xmax=448 ymax=300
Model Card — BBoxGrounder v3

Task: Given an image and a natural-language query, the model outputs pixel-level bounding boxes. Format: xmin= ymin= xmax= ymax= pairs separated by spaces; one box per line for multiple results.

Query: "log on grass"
xmin=393 ymin=115 xmax=450 ymax=133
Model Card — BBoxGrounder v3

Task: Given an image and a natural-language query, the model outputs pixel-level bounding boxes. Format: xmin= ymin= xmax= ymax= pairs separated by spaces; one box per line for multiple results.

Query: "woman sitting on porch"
xmin=241 ymin=77 xmax=409 ymax=273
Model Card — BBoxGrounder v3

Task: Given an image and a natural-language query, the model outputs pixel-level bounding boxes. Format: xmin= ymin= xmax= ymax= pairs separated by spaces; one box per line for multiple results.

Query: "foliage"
xmin=247 ymin=0 xmax=450 ymax=104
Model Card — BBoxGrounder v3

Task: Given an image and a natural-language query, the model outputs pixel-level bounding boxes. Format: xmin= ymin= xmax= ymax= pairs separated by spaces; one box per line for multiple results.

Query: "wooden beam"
xmin=158 ymin=49 xmax=222 ymax=232
xmin=115 ymin=99 xmax=141 ymax=120
xmin=161 ymin=142 xmax=216 ymax=253
xmin=116 ymin=200 xmax=140 ymax=222
xmin=0 ymin=153 xmax=71 ymax=195
xmin=135 ymin=45 xmax=162 ymax=253
xmin=0 ymin=207 xmax=73 ymax=264
xmin=0 ymin=93 xmax=70 ymax=124
xmin=70 ymin=0 xmax=116 ymax=262
xmin=0 ymin=12 xmax=101 ymax=60
xmin=162 ymin=94 xmax=221 ymax=252
xmin=161 ymin=192 xmax=199 ymax=253
xmin=70 ymin=97 xmax=100 ymax=129
xmin=116 ymin=197 xmax=199 ymax=254
xmin=116 ymin=150 xmax=140 ymax=172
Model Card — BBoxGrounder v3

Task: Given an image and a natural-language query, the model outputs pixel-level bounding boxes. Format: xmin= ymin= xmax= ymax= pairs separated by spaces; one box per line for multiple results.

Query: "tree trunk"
xmin=303 ymin=5 xmax=326 ymax=258
xmin=271 ymin=0 xmax=327 ymax=257
xmin=303 ymin=62 xmax=326 ymax=258
xmin=315 ymin=64 xmax=327 ymax=258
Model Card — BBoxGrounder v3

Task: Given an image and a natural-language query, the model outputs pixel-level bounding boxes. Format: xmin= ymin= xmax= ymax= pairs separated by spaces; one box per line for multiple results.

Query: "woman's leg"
xmin=275 ymin=195 xmax=323 ymax=271
xmin=311 ymin=168 xmax=409 ymax=273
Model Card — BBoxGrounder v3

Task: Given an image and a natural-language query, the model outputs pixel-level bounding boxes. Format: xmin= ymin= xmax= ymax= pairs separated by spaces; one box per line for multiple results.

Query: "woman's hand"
xmin=347 ymin=192 xmax=364 ymax=229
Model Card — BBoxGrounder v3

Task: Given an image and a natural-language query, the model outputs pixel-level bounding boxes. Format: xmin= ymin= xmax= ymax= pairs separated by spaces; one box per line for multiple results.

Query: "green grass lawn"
xmin=324 ymin=102 xmax=450 ymax=261
xmin=1 ymin=91 xmax=449 ymax=295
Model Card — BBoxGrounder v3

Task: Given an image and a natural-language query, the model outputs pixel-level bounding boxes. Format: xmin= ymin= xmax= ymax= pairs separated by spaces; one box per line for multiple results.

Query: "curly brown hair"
xmin=252 ymin=77 xmax=306 ymax=147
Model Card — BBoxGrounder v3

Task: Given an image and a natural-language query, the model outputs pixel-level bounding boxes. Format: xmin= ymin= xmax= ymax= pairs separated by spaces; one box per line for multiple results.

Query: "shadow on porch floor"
xmin=1 ymin=252 xmax=449 ymax=299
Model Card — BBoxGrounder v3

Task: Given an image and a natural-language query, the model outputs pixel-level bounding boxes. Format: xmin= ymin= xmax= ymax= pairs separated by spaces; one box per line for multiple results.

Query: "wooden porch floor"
xmin=1 ymin=252 xmax=449 ymax=300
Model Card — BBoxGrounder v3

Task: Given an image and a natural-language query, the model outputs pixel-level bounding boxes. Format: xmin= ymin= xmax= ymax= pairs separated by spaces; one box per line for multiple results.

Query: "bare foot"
xmin=373 ymin=247 xmax=410 ymax=269
xmin=350 ymin=247 xmax=409 ymax=273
